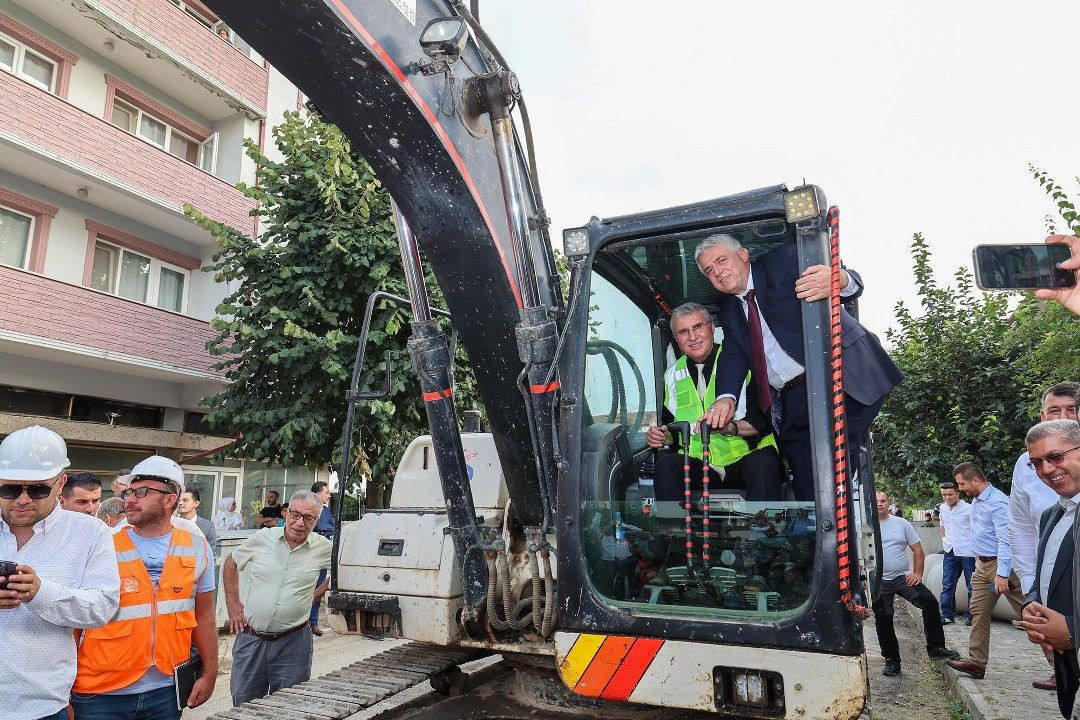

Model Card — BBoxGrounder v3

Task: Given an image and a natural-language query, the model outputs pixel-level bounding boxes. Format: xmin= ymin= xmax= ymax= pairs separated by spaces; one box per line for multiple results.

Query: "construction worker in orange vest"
xmin=71 ymin=456 xmax=217 ymax=720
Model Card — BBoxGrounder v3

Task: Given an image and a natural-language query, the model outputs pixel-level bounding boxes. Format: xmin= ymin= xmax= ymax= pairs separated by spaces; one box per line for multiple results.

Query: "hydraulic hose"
xmin=529 ymin=550 xmax=543 ymax=631
xmin=485 ymin=552 xmax=509 ymax=631
xmin=540 ymin=547 xmax=558 ymax=636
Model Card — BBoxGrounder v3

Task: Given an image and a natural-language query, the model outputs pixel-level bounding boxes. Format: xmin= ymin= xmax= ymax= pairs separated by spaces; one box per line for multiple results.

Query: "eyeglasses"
xmin=120 ymin=486 xmax=175 ymax=500
xmin=1027 ymin=446 xmax=1080 ymax=470
xmin=674 ymin=321 xmax=712 ymax=340
xmin=285 ymin=508 xmax=318 ymax=525
xmin=0 ymin=481 xmax=57 ymax=500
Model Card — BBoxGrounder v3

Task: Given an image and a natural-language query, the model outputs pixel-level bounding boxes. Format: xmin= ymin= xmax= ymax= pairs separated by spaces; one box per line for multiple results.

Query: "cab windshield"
xmin=579 ymin=228 xmax=817 ymax=618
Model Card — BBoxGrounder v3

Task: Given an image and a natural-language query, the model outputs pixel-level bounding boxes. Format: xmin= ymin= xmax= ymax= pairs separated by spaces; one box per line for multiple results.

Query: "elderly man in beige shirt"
xmin=224 ymin=490 xmax=331 ymax=706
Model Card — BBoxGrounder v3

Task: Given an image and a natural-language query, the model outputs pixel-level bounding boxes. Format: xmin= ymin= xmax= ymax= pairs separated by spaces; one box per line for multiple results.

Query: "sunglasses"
xmin=0 ymin=482 xmax=57 ymax=500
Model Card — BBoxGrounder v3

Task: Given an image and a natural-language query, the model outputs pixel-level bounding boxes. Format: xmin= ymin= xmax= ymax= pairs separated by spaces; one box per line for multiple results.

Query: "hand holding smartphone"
xmin=0 ymin=560 xmax=17 ymax=590
xmin=973 ymin=243 xmax=1075 ymax=290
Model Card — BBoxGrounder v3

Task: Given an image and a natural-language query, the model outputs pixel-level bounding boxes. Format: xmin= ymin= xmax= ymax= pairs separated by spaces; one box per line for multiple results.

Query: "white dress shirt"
xmin=938 ymin=499 xmax=973 ymax=557
xmin=731 ymin=271 xmax=862 ymax=390
xmin=1039 ymin=492 xmax=1080 ymax=605
xmin=1010 ymin=452 xmax=1061 ymax=593
xmin=0 ymin=504 xmax=120 ymax=719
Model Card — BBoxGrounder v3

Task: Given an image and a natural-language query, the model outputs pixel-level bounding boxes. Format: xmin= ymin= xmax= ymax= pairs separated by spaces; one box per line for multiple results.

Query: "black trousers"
xmin=872 ymin=576 xmax=948 ymax=661
xmin=653 ymin=446 xmax=784 ymax=502
xmin=777 ymin=386 xmax=885 ymax=501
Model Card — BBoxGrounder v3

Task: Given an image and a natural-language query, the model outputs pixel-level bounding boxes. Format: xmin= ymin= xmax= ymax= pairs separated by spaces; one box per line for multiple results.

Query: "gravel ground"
xmin=862 ymin=610 xmax=959 ymax=720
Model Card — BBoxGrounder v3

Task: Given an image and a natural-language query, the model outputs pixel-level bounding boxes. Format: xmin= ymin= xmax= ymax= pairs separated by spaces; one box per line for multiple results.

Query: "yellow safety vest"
xmin=664 ymin=354 xmax=777 ymax=466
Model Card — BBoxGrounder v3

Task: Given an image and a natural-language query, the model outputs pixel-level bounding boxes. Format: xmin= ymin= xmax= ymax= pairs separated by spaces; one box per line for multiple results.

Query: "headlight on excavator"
xmin=419 ymin=17 xmax=469 ymax=59
xmin=562 ymin=227 xmax=590 ymax=259
xmin=783 ymin=186 xmax=819 ymax=223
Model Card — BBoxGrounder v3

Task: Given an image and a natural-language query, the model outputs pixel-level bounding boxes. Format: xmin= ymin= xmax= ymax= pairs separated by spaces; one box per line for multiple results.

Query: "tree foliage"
xmin=186 ymin=111 xmax=479 ymax=499
xmin=877 ymin=169 xmax=1080 ymax=506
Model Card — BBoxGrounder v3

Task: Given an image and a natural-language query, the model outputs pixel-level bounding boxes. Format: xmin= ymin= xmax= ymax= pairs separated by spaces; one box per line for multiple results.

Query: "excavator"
xmin=204 ymin=2 xmax=883 ymax=718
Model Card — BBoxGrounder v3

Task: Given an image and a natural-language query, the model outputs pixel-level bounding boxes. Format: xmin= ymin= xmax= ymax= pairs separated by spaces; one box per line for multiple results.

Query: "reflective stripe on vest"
xmin=73 ymin=526 xmax=203 ymax=694
xmin=664 ymin=354 xmax=777 ymax=466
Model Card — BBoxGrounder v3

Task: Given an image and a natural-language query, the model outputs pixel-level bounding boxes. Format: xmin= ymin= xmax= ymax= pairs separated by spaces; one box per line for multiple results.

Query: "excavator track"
xmin=211 ymin=642 xmax=490 ymax=720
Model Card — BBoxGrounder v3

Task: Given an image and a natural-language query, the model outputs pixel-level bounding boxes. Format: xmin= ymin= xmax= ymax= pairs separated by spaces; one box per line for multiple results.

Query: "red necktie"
xmin=744 ymin=289 xmax=773 ymax=413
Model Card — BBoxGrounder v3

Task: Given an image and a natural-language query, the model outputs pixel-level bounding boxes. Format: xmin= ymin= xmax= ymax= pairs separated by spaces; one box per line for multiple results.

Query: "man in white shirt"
xmin=225 ymin=490 xmax=332 ymax=706
xmin=0 ymin=425 xmax=119 ymax=720
xmin=1013 ymin=384 xmax=1079 ymax=595
xmin=938 ymin=479 xmax=974 ymax=625
xmin=1018 ymin=419 xmax=1080 ymax=718
xmin=871 ymin=491 xmax=960 ymax=677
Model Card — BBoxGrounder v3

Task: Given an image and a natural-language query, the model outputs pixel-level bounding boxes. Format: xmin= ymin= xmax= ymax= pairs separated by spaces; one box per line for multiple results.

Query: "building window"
xmin=0 ymin=385 xmax=164 ymax=430
xmin=0 ymin=30 xmax=56 ymax=92
xmin=0 ymin=203 xmax=34 ymax=269
xmin=169 ymin=0 xmax=216 ymax=30
xmin=110 ymin=98 xmax=213 ymax=169
xmin=90 ymin=239 xmax=189 ymax=312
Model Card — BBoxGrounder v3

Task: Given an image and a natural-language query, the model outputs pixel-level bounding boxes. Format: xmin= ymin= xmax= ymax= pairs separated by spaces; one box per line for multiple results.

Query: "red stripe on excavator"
xmin=573 ymin=635 xmax=634 ymax=697
xmin=599 ymin=637 xmax=665 ymax=701
xmin=529 ymin=380 xmax=561 ymax=394
xmin=422 ymin=388 xmax=453 ymax=402
xmin=329 ymin=0 xmax=524 ymax=309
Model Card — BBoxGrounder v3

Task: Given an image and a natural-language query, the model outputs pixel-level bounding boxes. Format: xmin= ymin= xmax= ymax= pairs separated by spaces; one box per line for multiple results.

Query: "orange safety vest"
xmin=73 ymin=526 xmax=203 ymax=694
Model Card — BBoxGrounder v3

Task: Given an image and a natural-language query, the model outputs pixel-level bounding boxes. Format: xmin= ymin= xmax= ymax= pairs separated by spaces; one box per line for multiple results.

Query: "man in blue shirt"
xmin=946 ymin=462 xmax=1029 ymax=680
xmin=309 ymin=481 xmax=335 ymax=635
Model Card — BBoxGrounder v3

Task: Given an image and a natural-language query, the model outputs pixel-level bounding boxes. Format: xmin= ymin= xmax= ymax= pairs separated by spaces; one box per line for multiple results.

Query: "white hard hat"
xmin=0 ymin=425 xmax=71 ymax=482
xmin=127 ymin=455 xmax=185 ymax=494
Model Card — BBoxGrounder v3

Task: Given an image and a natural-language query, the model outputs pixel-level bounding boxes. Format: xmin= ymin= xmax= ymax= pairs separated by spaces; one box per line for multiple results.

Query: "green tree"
xmin=186 ymin=111 xmax=478 ymax=507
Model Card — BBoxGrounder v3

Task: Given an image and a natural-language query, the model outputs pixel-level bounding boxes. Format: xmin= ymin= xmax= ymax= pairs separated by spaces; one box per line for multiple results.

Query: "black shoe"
xmin=941 ymin=616 xmax=954 ymax=625
xmin=928 ymin=647 xmax=961 ymax=661
xmin=964 ymin=616 xmax=972 ymax=626
xmin=883 ymin=659 xmax=901 ymax=676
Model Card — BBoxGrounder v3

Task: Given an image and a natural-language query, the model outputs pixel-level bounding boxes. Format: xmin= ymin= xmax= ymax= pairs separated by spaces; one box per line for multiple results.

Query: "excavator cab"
xmin=553 ymin=185 xmax=877 ymax=716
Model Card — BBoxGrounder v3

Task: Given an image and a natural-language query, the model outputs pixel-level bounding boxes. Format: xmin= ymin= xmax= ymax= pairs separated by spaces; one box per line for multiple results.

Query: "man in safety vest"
xmin=646 ymin=302 xmax=785 ymax=502
xmin=71 ymin=455 xmax=217 ymax=720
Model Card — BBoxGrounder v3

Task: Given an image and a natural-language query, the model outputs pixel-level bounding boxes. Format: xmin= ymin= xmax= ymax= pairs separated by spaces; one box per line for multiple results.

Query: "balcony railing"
xmin=0 ymin=70 xmax=256 ymax=233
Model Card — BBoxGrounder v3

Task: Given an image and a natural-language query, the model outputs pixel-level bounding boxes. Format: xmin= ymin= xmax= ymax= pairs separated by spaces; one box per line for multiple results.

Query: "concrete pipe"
xmin=922 ymin=552 xmax=1019 ymax=621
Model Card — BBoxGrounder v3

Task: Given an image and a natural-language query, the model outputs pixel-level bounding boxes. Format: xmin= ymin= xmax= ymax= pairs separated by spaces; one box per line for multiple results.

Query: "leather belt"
xmin=781 ymin=373 xmax=806 ymax=391
xmin=976 ymin=555 xmax=996 ymax=563
xmin=245 ymin=622 xmax=308 ymax=642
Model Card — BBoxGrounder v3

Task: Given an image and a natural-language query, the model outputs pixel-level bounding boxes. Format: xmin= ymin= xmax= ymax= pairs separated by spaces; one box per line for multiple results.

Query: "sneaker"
xmin=928 ymin=647 xmax=962 ymax=661
xmin=883 ymin=658 xmax=901 ymax=676
xmin=941 ymin=617 xmax=955 ymax=625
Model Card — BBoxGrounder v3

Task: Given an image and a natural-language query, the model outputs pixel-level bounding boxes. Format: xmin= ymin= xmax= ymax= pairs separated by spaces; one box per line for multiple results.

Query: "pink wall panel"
xmin=94 ymin=0 xmax=268 ymax=111
xmin=0 ymin=71 xmax=255 ymax=233
xmin=0 ymin=264 xmax=220 ymax=376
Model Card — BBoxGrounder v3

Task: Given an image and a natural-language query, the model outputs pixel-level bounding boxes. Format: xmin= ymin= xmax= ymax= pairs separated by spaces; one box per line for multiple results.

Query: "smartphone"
xmin=973 ymin=244 xmax=1075 ymax=290
xmin=0 ymin=560 xmax=16 ymax=589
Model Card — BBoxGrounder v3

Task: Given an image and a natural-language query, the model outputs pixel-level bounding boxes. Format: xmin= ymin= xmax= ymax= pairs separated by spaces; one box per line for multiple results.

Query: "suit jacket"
xmin=714 ymin=243 xmax=903 ymax=406
xmin=1028 ymin=503 xmax=1080 ymax=718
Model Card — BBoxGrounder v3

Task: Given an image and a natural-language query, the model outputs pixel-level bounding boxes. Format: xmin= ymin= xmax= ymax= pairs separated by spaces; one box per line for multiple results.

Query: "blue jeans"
xmin=940 ymin=550 xmax=975 ymax=620
xmin=310 ymin=568 xmax=328 ymax=627
xmin=71 ymin=685 xmax=179 ymax=720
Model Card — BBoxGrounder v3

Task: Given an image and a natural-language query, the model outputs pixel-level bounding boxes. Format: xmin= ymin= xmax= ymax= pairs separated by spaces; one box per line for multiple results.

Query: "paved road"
xmin=861 ymin=609 xmax=955 ymax=720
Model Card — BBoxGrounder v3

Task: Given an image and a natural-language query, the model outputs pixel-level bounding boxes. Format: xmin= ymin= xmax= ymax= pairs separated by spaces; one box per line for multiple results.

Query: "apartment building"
xmin=0 ymin=0 xmax=326 ymax=525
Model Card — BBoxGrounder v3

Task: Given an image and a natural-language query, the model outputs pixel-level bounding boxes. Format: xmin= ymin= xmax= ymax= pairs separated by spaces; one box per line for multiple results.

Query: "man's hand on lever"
xmin=795 ymin=264 xmax=850 ymax=302
xmin=703 ymin=397 xmax=736 ymax=431
xmin=645 ymin=425 xmax=668 ymax=449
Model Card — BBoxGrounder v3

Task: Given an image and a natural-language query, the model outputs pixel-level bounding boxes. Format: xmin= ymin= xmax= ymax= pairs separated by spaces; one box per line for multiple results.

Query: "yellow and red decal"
xmin=557 ymin=633 xmax=664 ymax=701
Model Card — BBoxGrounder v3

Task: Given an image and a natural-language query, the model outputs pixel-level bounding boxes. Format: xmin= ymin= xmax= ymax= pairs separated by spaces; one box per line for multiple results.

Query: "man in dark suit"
xmin=1019 ymin=418 xmax=1080 ymax=719
xmin=696 ymin=234 xmax=903 ymax=500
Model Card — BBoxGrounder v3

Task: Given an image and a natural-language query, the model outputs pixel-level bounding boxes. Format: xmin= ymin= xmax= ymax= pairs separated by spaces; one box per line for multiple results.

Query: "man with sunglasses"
xmin=223 ymin=490 xmax=332 ymax=706
xmin=71 ymin=455 xmax=217 ymax=719
xmin=1018 ymin=419 xmax=1080 ymax=718
xmin=0 ymin=425 xmax=120 ymax=720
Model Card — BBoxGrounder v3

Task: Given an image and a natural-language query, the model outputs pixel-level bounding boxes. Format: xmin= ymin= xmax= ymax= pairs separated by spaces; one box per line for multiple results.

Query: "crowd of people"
xmin=0 ymin=425 xmax=337 ymax=720
xmin=870 ymin=378 xmax=1080 ymax=719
